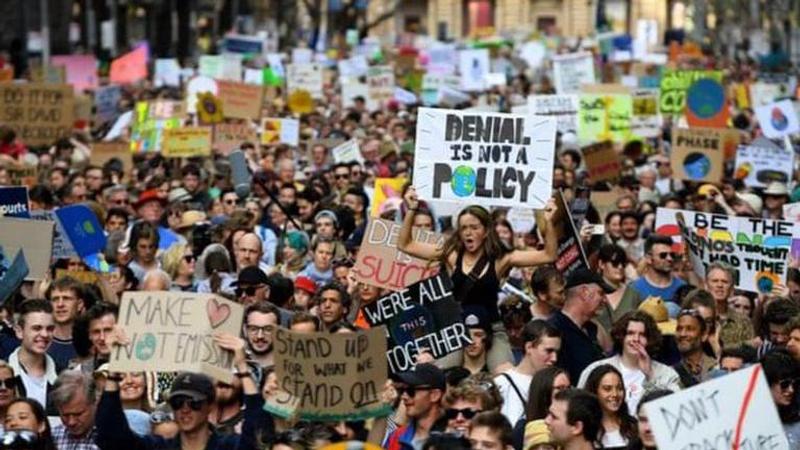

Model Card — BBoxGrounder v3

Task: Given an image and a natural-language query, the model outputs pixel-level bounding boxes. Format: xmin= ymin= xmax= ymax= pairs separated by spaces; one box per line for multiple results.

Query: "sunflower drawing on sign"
xmin=197 ymin=92 xmax=224 ymax=124
xmin=288 ymin=90 xmax=314 ymax=114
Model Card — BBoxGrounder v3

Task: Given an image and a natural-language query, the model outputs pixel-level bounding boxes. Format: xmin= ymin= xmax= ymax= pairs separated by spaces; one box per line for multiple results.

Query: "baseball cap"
xmin=295 ymin=275 xmax=317 ymax=295
xmin=462 ymin=306 xmax=492 ymax=334
xmin=524 ymin=419 xmax=554 ymax=449
xmin=397 ymin=363 xmax=445 ymax=390
xmin=564 ymin=268 xmax=615 ymax=293
xmin=638 ymin=296 xmax=677 ymax=335
xmin=232 ymin=266 xmax=270 ymax=287
xmin=170 ymin=372 xmax=215 ymax=402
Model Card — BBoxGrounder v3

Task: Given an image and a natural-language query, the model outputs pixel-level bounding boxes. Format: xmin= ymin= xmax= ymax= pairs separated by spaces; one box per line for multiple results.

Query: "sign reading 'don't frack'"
xmin=266 ymin=327 xmax=392 ymax=421
xmin=363 ymin=273 xmax=471 ymax=373
xmin=413 ymin=107 xmax=557 ymax=209
xmin=0 ymin=83 xmax=75 ymax=146
xmin=109 ymin=291 xmax=244 ymax=383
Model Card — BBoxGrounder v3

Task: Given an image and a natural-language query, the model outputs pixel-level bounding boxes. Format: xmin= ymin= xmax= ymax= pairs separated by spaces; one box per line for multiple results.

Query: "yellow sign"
xmin=371 ymin=178 xmax=407 ymax=217
xmin=162 ymin=127 xmax=212 ymax=158
xmin=288 ymin=90 xmax=314 ymax=114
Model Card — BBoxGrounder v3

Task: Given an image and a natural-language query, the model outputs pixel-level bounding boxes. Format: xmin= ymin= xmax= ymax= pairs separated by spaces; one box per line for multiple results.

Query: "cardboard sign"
xmin=582 ymin=141 xmax=621 ymax=183
xmin=110 ymin=46 xmax=148 ymax=85
xmin=553 ymin=190 xmax=590 ymax=279
xmin=362 ymin=274 xmax=471 ymax=373
xmin=94 ymin=85 xmax=121 ymax=125
xmin=0 ymin=83 xmax=75 ymax=146
xmin=552 ymin=52 xmax=596 ymax=94
xmin=670 ymin=128 xmax=726 ymax=182
xmin=51 ymin=55 xmax=98 ymax=92
xmin=458 ymin=49 xmax=490 ymax=92
xmin=213 ymin=123 xmax=258 ymax=156
xmin=528 ymin=95 xmax=579 ymax=134
xmin=0 ymin=247 xmax=28 ymax=305
xmin=685 ymin=78 xmax=729 ymax=128
xmin=162 ymin=127 xmax=212 ymax=158
xmin=261 ymin=118 xmax=299 ymax=146
xmin=644 ymin=365 xmax=789 ymax=450
xmin=0 ymin=67 xmax=13 ymax=82
xmin=0 ymin=187 xmax=30 ymax=218
xmin=659 ymin=70 xmax=723 ymax=115
xmin=367 ymin=66 xmax=394 ymax=105
xmin=655 ymin=208 xmax=799 ymax=293
xmin=755 ymin=99 xmax=800 ymax=139
xmin=0 ymin=217 xmax=54 ymax=280
xmin=287 ymin=63 xmax=323 ymax=99
xmin=578 ymin=93 xmax=632 ymax=143
xmin=734 ymin=137 xmax=794 ymax=187
xmin=266 ymin=327 xmax=392 ymax=421
xmin=631 ymin=88 xmax=662 ymax=137
xmin=371 ymin=178 xmax=407 ymax=217
xmin=28 ymin=210 xmax=76 ymax=260
xmin=109 ymin=291 xmax=244 ymax=383
xmin=331 ymin=139 xmax=362 ymax=163
xmin=216 ymin=80 xmax=263 ymax=120
xmin=352 ymin=219 xmax=442 ymax=291
xmin=413 ymin=107 xmax=557 ymax=209
xmin=90 ymin=141 xmax=133 ymax=174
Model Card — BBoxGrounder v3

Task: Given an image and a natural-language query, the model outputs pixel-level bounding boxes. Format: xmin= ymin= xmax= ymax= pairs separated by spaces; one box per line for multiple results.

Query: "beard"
xmin=249 ymin=340 xmax=273 ymax=356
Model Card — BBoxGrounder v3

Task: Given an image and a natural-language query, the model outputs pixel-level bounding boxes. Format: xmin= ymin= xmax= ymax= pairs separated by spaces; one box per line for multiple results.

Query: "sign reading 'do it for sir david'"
xmin=413 ymin=107 xmax=557 ymax=209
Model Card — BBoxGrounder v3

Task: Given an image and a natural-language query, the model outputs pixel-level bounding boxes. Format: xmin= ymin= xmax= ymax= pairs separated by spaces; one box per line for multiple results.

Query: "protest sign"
xmin=0 ymin=187 xmax=30 ymax=218
xmin=185 ymin=76 xmax=218 ymax=114
xmin=685 ymin=78 xmax=729 ymax=128
xmin=287 ymin=63 xmax=323 ymax=99
xmin=644 ymin=365 xmax=789 ymax=450
xmin=94 ymin=85 xmax=121 ymax=125
xmin=362 ymin=273 xmax=471 ymax=373
xmin=0 ymin=83 xmax=75 ymax=146
xmin=331 ymin=139 xmax=363 ymax=163
xmin=371 ymin=178 xmax=407 ymax=217
xmin=413 ymin=107 xmax=557 ymax=209
xmin=222 ymin=34 xmax=264 ymax=55
xmin=292 ymin=48 xmax=313 ymax=63
xmin=109 ymin=291 xmax=244 ymax=383
xmin=631 ymin=88 xmax=662 ymax=137
xmin=288 ymin=90 xmax=314 ymax=114
xmin=109 ymin=46 xmax=148 ymax=85
xmin=261 ymin=118 xmax=300 ymax=146
xmin=130 ymin=118 xmax=181 ymax=154
xmin=162 ymin=127 xmax=213 ymax=158
xmin=6 ymin=167 xmax=38 ymax=188
xmin=213 ymin=123 xmax=258 ymax=156
xmin=750 ymin=82 xmax=787 ymax=107
xmin=353 ymin=219 xmax=442 ymax=290
xmin=551 ymin=190 xmax=590 ymax=279
xmin=528 ymin=95 xmax=579 ymax=134
xmin=0 ymin=67 xmax=13 ymax=82
xmin=216 ymin=80 xmax=263 ymax=120
xmin=266 ymin=327 xmax=392 ymax=421
xmin=784 ymin=202 xmax=800 ymax=222
xmin=577 ymin=93 xmax=632 ymax=143
xmin=367 ymin=66 xmax=394 ymax=105
xmin=28 ymin=210 xmax=75 ymax=260
xmin=734 ymin=137 xmax=794 ymax=187
xmin=458 ymin=49 xmax=489 ymax=92
xmin=51 ymin=55 xmax=98 ymax=92
xmin=341 ymin=80 xmax=377 ymax=110
xmin=582 ymin=141 xmax=622 ymax=183
xmin=55 ymin=205 xmax=106 ymax=259
xmin=198 ymin=55 xmax=222 ymax=78
xmin=755 ymin=99 xmax=800 ymax=139
xmin=90 ymin=141 xmax=133 ymax=175
xmin=30 ymin=65 xmax=65 ymax=84
xmin=659 ymin=70 xmax=723 ymax=115
xmin=655 ymin=208 xmax=798 ymax=293
xmin=552 ymin=52 xmax=595 ymax=94
xmin=154 ymin=59 xmax=181 ymax=87
xmin=421 ymin=73 xmax=461 ymax=105
xmin=0 ymin=217 xmax=54 ymax=280
xmin=0 ymin=247 xmax=28 ymax=305
xmin=670 ymin=128 xmax=726 ymax=182
xmin=219 ymin=54 xmax=243 ymax=81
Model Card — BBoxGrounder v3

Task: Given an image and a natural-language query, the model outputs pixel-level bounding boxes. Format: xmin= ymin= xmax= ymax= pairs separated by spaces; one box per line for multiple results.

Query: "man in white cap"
xmin=762 ymin=181 xmax=789 ymax=220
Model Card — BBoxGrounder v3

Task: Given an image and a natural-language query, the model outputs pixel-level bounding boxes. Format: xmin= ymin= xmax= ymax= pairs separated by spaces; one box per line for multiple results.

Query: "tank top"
xmin=450 ymin=250 xmax=501 ymax=323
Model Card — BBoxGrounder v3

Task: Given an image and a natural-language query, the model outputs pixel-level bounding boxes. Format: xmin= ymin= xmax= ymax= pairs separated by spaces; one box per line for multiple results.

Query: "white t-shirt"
xmin=602 ymin=429 xmax=629 ymax=448
xmin=19 ymin=371 xmax=47 ymax=408
xmin=618 ymin=363 xmax=646 ymax=413
xmin=494 ymin=369 xmax=532 ymax=425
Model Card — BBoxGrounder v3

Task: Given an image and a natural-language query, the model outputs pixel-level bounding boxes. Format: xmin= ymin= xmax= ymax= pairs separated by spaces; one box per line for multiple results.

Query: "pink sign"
xmin=110 ymin=46 xmax=148 ymax=85
xmin=51 ymin=55 xmax=98 ymax=92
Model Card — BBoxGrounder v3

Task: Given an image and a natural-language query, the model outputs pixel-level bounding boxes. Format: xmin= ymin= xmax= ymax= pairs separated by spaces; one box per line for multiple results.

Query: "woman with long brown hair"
xmin=398 ymin=187 xmax=558 ymax=370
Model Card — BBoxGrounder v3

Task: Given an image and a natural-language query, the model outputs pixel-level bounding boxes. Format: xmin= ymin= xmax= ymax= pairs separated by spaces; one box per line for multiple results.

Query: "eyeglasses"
xmin=396 ymin=385 xmax=433 ymax=397
xmin=778 ymin=378 xmax=799 ymax=391
xmin=183 ymin=255 xmax=196 ymax=263
xmin=168 ymin=396 xmax=205 ymax=411
xmin=236 ymin=285 xmax=265 ymax=297
xmin=245 ymin=325 xmax=273 ymax=335
xmin=0 ymin=378 xmax=16 ymax=390
xmin=150 ymin=410 xmax=175 ymax=424
xmin=445 ymin=407 xmax=482 ymax=420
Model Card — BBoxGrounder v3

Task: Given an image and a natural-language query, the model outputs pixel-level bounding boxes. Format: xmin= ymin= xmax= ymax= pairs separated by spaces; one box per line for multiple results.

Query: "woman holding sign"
xmin=399 ymin=187 xmax=558 ymax=370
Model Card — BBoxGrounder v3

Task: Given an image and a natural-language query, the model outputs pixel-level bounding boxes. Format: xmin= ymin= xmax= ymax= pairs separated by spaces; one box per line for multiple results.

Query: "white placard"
xmin=755 ymin=99 xmax=800 ymax=138
xmin=458 ymin=49 xmax=490 ymax=92
xmin=154 ymin=59 xmax=181 ymax=87
xmin=185 ymin=76 xmax=219 ymax=114
xmin=552 ymin=52 xmax=596 ymax=94
xmin=287 ymin=63 xmax=323 ymax=99
xmin=332 ymin=139 xmax=363 ymax=163
xmin=734 ymin=137 xmax=794 ymax=188
xmin=529 ymin=94 xmax=579 ymax=134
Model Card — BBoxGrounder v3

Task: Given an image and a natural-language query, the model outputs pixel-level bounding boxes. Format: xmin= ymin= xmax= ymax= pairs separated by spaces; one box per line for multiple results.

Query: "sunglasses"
xmin=168 ymin=396 xmax=205 ymax=411
xmin=236 ymin=285 xmax=265 ymax=297
xmin=396 ymin=385 xmax=433 ymax=397
xmin=0 ymin=378 xmax=16 ymax=390
xmin=779 ymin=378 xmax=799 ymax=391
xmin=183 ymin=255 xmax=196 ymax=263
xmin=150 ymin=410 xmax=175 ymax=424
xmin=445 ymin=407 xmax=481 ymax=420
xmin=335 ymin=174 xmax=349 ymax=179
xmin=652 ymin=252 xmax=681 ymax=260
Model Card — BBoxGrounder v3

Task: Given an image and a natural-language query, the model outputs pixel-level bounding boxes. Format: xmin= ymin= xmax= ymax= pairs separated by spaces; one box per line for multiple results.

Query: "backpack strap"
xmin=500 ymin=372 xmax=526 ymax=406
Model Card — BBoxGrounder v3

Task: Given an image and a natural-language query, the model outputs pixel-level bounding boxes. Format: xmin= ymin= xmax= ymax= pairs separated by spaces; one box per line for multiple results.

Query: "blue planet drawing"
xmin=683 ymin=153 xmax=712 ymax=179
xmin=687 ymin=79 xmax=724 ymax=119
xmin=771 ymin=107 xmax=789 ymax=131
xmin=451 ymin=166 xmax=477 ymax=197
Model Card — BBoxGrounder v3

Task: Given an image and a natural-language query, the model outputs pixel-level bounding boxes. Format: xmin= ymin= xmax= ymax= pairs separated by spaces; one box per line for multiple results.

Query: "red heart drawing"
xmin=207 ymin=298 xmax=231 ymax=329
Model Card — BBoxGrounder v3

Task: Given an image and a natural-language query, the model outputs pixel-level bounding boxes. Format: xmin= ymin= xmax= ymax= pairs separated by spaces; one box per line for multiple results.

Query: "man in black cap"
xmin=233 ymin=267 xmax=293 ymax=326
xmin=384 ymin=363 xmax=448 ymax=449
xmin=547 ymin=268 xmax=613 ymax=382
xmin=96 ymin=332 xmax=267 ymax=450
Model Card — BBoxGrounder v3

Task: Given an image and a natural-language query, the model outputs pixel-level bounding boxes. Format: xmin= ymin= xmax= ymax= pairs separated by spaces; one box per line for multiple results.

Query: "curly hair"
xmin=611 ymin=311 xmax=663 ymax=356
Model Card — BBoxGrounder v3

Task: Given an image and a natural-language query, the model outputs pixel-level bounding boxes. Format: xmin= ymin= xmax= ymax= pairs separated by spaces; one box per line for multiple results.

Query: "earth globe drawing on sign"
xmin=451 ymin=166 xmax=477 ymax=197
xmin=687 ymin=78 xmax=724 ymax=118
xmin=771 ymin=107 xmax=789 ymax=131
xmin=683 ymin=152 xmax=711 ymax=179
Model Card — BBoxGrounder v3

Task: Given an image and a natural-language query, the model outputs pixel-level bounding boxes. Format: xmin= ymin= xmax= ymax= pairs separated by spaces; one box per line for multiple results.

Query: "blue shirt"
xmin=628 ymin=276 xmax=686 ymax=305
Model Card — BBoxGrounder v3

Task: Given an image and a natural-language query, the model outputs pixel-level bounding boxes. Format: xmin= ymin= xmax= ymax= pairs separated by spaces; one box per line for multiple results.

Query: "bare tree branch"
xmin=362 ymin=0 xmax=402 ymax=32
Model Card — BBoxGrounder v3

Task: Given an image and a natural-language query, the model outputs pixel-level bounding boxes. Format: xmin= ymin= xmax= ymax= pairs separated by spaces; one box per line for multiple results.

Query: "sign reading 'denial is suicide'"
xmin=655 ymin=208 xmax=799 ymax=294
xmin=363 ymin=273 xmax=471 ymax=373
xmin=644 ymin=365 xmax=789 ymax=450
xmin=413 ymin=107 xmax=557 ymax=209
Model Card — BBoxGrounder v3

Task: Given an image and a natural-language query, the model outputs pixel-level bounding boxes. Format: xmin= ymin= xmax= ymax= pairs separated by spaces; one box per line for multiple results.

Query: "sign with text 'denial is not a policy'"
xmin=413 ymin=107 xmax=557 ymax=209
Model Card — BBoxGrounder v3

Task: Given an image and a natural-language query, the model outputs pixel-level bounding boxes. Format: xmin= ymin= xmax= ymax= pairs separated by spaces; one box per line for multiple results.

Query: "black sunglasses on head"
xmin=168 ymin=396 xmax=205 ymax=411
